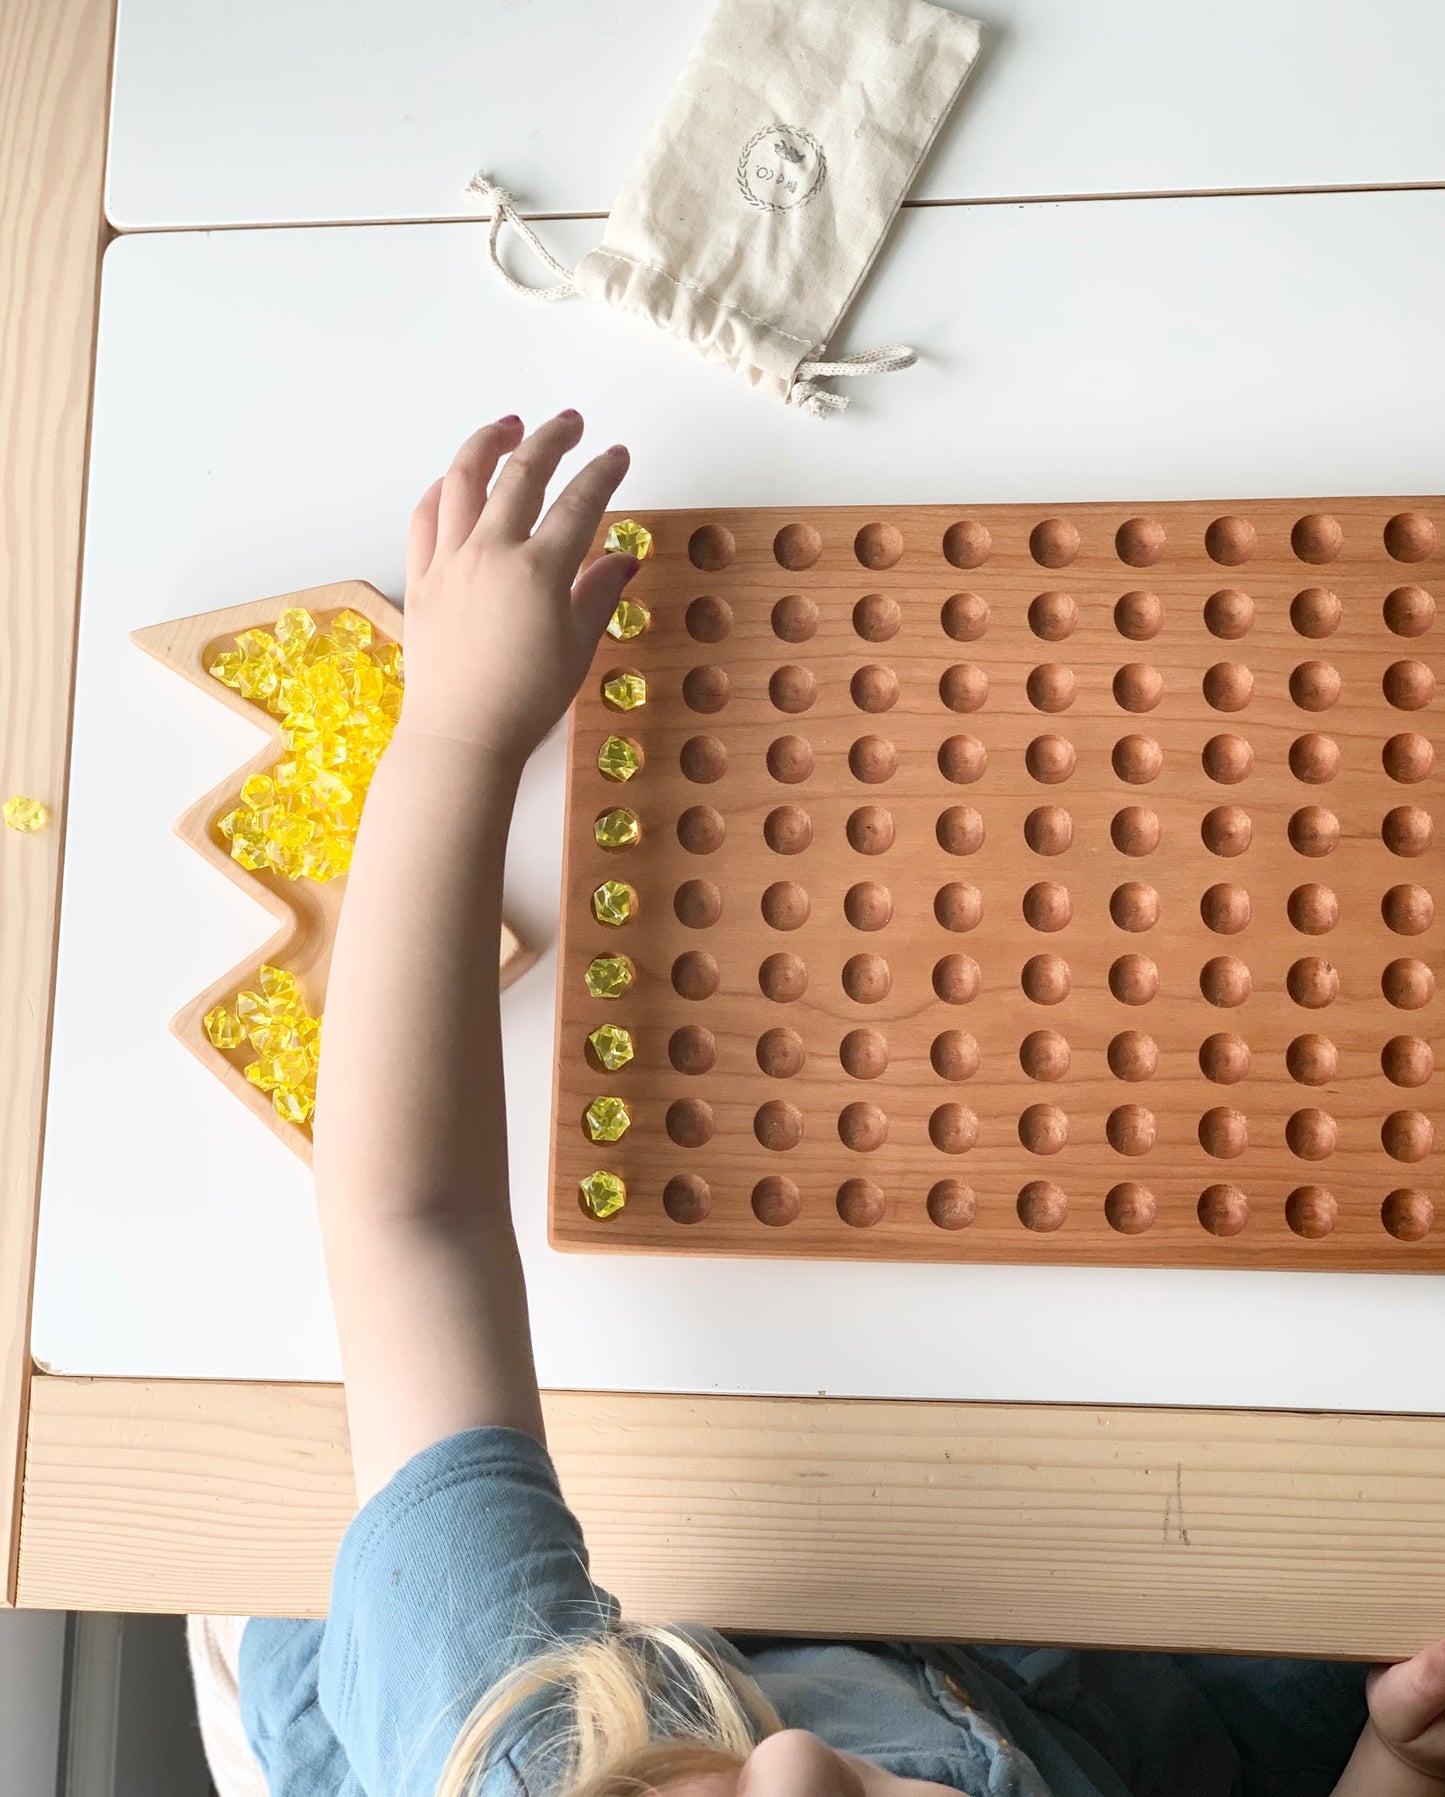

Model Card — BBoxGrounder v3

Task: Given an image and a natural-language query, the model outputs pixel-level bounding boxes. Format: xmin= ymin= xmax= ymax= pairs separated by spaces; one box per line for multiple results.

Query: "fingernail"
xmin=606 ymin=443 xmax=629 ymax=458
xmin=618 ymin=557 xmax=640 ymax=584
xmin=558 ymin=407 xmax=582 ymax=422
xmin=498 ymin=413 xmax=521 ymax=426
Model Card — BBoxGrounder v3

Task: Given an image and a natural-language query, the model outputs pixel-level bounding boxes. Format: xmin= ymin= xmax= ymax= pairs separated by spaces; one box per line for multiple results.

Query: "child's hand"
xmin=397 ymin=412 xmax=636 ymax=763
xmin=1366 ymin=1642 xmax=1445 ymax=1785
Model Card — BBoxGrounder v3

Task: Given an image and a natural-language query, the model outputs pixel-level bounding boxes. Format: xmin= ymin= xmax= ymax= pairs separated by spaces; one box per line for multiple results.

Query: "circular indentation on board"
xmin=1286 ymin=1185 xmax=1337 ymax=1239
xmin=1383 ymin=884 xmax=1434 ymax=935
xmin=1203 ymin=662 xmax=1253 ymax=712
xmin=932 ymin=1029 xmax=982 ymax=1081
xmin=1202 ymin=734 xmax=1254 ymax=784
xmin=1107 ymin=1030 xmax=1158 ymax=1081
xmin=836 ymin=1179 xmax=885 ymax=1229
xmin=927 ymin=1179 xmax=977 ymax=1230
xmin=758 ymin=951 xmax=808 ymax=1002
xmin=850 ymin=735 xmax=900 ymax=784
xmin=768 ymin=665 xmax=817 ymax=713
xmin=771 ymin=593 xmax=818 ymax=643
xmin=1383 ymin=1036 xmax=1434 ymax=1087
xmin=668 ymin=1024 xmax=717 ymax=1076
xmin=1205 ymin=515 xmax=1256 ymax=565
xmin=1022 ymin=881 xmax=1072 ymax=932
xmin=839 ymin=1100 xmax=889 ymax=1151
xmin=685 ymin=595 xmax=733 ymax=642
xmin=766 ymin=735 xmax=815 ymax=783
xmin=929 ymin=1101 xmax=979 ymax=1155
xmin=1019 ymin=1102 xmax=1068 ymax=1154
xmin=1286 ymin=1033 xmax=1337 ymax=1086
xmin=1112 ymin=734 xmax=1162 ymax=784
xmin=689 ymin=524 xmax=735 ymax=571
xmin=1115 ymin=591 xmax=1163 ymax=640
xmin=1200 ymin=1032 xmax=1251 ymax=1084
xmin=848 ymin=804 xmax=897 ymax=854
xmin=934 ymin=882 xmax=983 ymax=932
xmin=1385 ymin=586 xmax=1436 ymax=637
xmin=1111 ymin=806 xmax=1160 ymax=856
xmin=663 ymin=1174 xmax=711 ymax=1225
xmin=1029 ymin=592 xmax=1078 ymax=641
xmin=682 ymin=665 xmax=730 ymax=713
xmin=1030 ymin=517 xmax=1080 ymax=568
xmin=680 ymin=735 xmax=728 ymax=783
xmin=1198 ymin=1183 xmax=1249 ymax=1236
xmin=1107 ymin=1103 xmax=1156 ymax=1156
xmin=1021 ymin=953 xmax=1071 ymax=1005
xmin=751 ymin=1175 xmax=800 ymax=1226
xmin=666 ymin=1097 xmax=714 ymax=1148
xmin=844 ymin=881 xmax=893 ymax=931
xmin=940 ymin=664 xmax=988 ymax=712
xmin=1286 ymin=1107 xmax=1337 ymax=1160
xmin=1290 ymin=587 xmax=1342 ymax=638
xmin=1287 ymin=883 xmax=1338 ymax=935
xmin=671 ymin=950 xmax=719 ymax=1000
xmin=1291 ymin=514 xmax=1344 ymax=565
xmin=853 ymin=593 xmax=902 ymax=642
xmin=1106 ymin=1182 xmax=1156 ymax=1234
xmin=754 ymin=1099 xmax=803 ymax=1150
xmin=1385 ymin=511 xmax=1438 ymax=562
xmin=1110 ymin=881 xmax=1160 ymax=932
xmin=1109 ymin=953 xmax=1158 ymax=1004
xmin=854 ymin=522 xmax=903 ymax=570
xmin=1199 ymin=1107 xmax=1248 ymax=1158
xmin=1288 ymin=806 xmax=1339 ymax=857
xmin=1384 ymin=733 xmax=1434 ymax=783
xmin=1200 ymin=882 xmax=1250 ymax=934
xmin=1116 ymin=516 xmax=1166 ymax=567
xmin=840 ymin=1027 xmax=890 ymax=1080
xmin=1384 ymin=1189 xmax=1436 ymax=1241
xmin=1384 ymin=805 xmax=1434 ymax=856
xmin=677 ymin=804 xmax=726 ymax=854
xmin=1287 ymin=956 xmax=1339 ymax=1008
xmin=842 ymin=952 xmax=891 ymax=1003
xmin=763 ymin=804 xmax=813 ymax=854
xmin=852 ymin=665 xmax=900 ymax=712
xmin=1025 ymin=805 xmax=1073 ymax=855
xmin=935 ymin=805 xmax=983 ymax=855
xmin=1383 ymin=1110 xmax=1434 ymax=1162
xmin=1113 ymin=663 xmax=1163 ymax=712
xmin=1021 ymin=1029 xmax=1071 ymax=1080
xmin=1289 ymin=661 xmax=1342 ymax=712
xmin=674 ymin=878 xmax=722 ymax=927
xmin=1204 ymin=589 xmax=1254 ymax=639
xmin=1202 ymin=805 xmax=1252 ymax=857
xmin=1026 ymin=664 xmax=1076 ymax=713
xmin=943 ymin=520 xmax=991 ymax=569
xmin=1385 ymin=660 xmax=1435 ymax=709
xmin=773 ymin=522 xmax=821 ymax=571
xmin=933 ymin=953 xmax=981 ymax=1004
xmin=1025 ymin=734 xmax=1076 ymax=784
xmin=938 ymin=735 xmax=987 ymax=783
xmin=761 ymin=880 xmax=811 ymax=930
xmin=1289 ymin=733 xmax=1340 ymax=783
xmin=1018 ymin=1180 xmax=1068 ymax=1232
xmin=941 ymin=592 xmax=989 ymax=641
xmin=1201 ymin=956 xmax=1251 ymax=1006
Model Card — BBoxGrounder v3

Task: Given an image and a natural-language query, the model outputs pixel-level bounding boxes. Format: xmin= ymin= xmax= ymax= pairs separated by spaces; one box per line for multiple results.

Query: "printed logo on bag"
xmin=737 ymin=124 xmax=826 ymax=212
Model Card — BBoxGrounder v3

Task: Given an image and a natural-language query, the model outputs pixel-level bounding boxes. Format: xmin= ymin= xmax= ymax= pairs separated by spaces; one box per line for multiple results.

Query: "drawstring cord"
xmin=791 ymin=344 xmax=918 ymax=416
xmin=466 ymin=173 xmax=579 ymax=301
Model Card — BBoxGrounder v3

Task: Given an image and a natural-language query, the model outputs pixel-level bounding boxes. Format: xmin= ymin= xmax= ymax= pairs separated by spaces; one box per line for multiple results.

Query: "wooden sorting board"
xmin=552 ymin=499 xmax=1445 ymax=1269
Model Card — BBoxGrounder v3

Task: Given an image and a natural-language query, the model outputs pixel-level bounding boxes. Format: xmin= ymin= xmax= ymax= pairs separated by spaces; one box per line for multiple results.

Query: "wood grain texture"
xmin=17 ymin=1372 xmax=1445 ymax=1659
xmin=0 ymin=0 xmax=114 ymax=1603
xmin=555 ymin=500 xmax=1445 ymax=1270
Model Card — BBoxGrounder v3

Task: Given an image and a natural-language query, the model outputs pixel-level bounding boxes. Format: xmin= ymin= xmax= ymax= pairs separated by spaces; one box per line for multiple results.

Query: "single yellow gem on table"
xmin=203 ymin=1004 xmax=247 ymax=1050
xmin=594 ymin=807 xmax=641 ymax=849
xmin=585 ymin=953 xmax=635 ymax=999
xmin=604 ymin=519 xmax=654 ymax=560
xmin=584 ymin=1095 xmax=632 ymax=1143
xmin=606 ymin=597 xmax=651 ymax=641
xmin=597 ymin=734 xmax=642 ymax=782
xmin=216 ymin=961 xmax=322 ymax=1129
xmin=602 ymin=670 xmax=646 ymax=712
xmin=588 ymin=1023 xmax=635 ymax=1071
xmin=3 ymin=795 xmax=49 ymax=833
xmin=592 ymin=879 xmax=636 ymax=926
xmin=579 ymin=1169 xmax=627 ymax=1219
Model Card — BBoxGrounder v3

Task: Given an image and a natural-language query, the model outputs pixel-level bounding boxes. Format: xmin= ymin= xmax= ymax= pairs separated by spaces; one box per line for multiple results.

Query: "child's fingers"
xmin=571 ymin=552 xmax=639 ymax=643
xmin=435 ymin=418 xmax=523 ymax=558
xmin=1369 ymin=1642 xmax=1445 ymax=1740
xmin=533 ymin=444 xmax=630 ymax=575
xmin=479 ymin=410 xmax=585 ymax=544
xmin=405 ymin=477 xmax=444 ymax=589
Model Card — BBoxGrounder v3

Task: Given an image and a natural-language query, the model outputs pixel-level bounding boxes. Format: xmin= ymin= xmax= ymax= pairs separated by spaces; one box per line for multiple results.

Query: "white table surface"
xmin=31 ymin=190 xmax=1445 ymax=1408
xmin=107 ymin=0 xmax=1445 ymax=229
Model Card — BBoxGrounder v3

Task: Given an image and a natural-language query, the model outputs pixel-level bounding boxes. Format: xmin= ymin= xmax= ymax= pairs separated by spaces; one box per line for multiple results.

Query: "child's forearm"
xmin=1332 ymin=1723 xmax=1445 ymax=1797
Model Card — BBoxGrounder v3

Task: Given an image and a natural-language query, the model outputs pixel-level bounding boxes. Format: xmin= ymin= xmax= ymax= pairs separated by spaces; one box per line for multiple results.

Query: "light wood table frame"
xmin=5 ymin=0 xmax=1445 ymax=1657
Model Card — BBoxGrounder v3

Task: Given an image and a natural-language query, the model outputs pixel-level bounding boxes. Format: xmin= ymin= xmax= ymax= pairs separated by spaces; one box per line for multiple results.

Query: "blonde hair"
xmin=434 ymin=1622 xmax=783 ymax=1797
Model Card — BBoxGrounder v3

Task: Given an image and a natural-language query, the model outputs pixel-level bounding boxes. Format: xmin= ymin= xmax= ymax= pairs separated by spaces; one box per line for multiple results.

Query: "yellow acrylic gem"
xmin=584 ymin=1096 xmax=632 ymax=1143
xmin=603 ymin=670 xmax=647 ymax=711
xmin=594 ymin=807 xmax=641 ymax=849
xmin=273 ymin=607 xmax=318 ymax=651
xmin=597 ymin=735 xmax=642 ymax=782
xmin=579 ymin=1170 xmax=627 ymax=1219
xmin=585 ymin=954 xmax=635 ymax=999
xmin=220 ymin=964 xmax=323 ymax=1129
xmin=328 ymin=608 xmax=373 ymax=653
xmin=272 ymin=1086 xmax=315 ymax=1125
xmin=588 ymin=1024 xmax=635 ymax=1071
xmin=203 ymin=1004 xmax=246 ymax=1050
xmin=3 ymin=795 xmax=49 ymax=833
xmin=604 ymin=519 xmax=654 ymax=561
xmin=592 ymin=879 xmax=636 ymax=926
xmin=606 ymin=597 xmax=651 ymax=641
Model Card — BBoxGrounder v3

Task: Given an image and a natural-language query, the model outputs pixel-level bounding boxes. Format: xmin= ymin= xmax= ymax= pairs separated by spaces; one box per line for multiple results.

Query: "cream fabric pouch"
xmin=470 ymin=0 xmax=982 ymax=415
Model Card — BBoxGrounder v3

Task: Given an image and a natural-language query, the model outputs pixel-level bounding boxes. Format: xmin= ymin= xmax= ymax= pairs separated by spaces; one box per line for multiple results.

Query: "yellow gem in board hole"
xmin=606 ymin=597 xmax=651 ymax=641
xmin=203 ymin=1004 xmax=247 ymax=1050
xmin=3 ymin=795 xmax=49 ymax=833
xmin=603 ymin=670 xmax=647 ymax=711
xmin=584 ymin=1096 xmax=632 ymax=1142
xmin=592 ymin=879 xmax=636 ymax=926
xmin=597 ymin=735 xmax=642 ymax=782
xmin=594 ymin=807 xmax=641 ymax=849
xmin=585 ymin=953 xmax=635 ymax=998
xmin=580 ymin=1170 xmax=627 ymax=1219
xmin=604 ymin=519 xmax=653 ymax=561
xmin=588 ymin=1024 xmax=635 ymax=1071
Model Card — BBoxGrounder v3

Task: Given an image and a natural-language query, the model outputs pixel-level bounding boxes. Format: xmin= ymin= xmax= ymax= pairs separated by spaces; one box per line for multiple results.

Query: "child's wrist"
xmin=384 ymin=725 xmax=529 ymax=788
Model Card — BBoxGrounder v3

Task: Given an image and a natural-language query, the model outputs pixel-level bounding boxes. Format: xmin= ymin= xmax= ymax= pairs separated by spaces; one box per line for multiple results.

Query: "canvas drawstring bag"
xmin=469 ymin=0 xmax=982 ymax=416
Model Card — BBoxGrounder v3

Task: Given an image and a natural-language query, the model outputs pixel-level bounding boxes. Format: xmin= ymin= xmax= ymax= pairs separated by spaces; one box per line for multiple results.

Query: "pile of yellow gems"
xmin=204 ymin=964 xmax=322 ymax=1127
xmin=208 ymin=606 xmax=402 ymax=883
